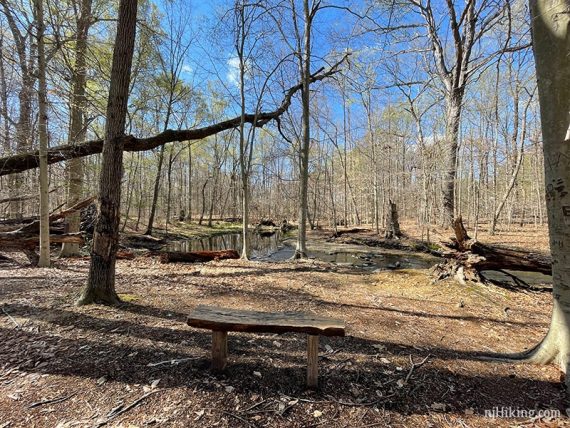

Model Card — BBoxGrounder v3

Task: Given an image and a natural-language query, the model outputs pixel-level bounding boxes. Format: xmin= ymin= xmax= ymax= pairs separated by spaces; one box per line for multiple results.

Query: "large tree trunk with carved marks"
xmin=503 ymin=0 xmax=570 ymax=388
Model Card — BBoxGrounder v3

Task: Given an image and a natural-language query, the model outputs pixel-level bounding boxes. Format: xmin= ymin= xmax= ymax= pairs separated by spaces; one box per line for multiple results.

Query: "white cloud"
xmin=226 ymin=57 xmax=240 ymax=86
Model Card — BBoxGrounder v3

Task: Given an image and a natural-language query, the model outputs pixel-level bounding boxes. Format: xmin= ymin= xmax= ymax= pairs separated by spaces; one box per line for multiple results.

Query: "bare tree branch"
xmin=0 ymin=56 xmax=347 ymax=177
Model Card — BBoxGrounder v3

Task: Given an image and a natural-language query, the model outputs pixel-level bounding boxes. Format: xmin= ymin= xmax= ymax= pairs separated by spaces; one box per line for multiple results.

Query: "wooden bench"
xmin=186 ymin=305 xmax=345 ymax=388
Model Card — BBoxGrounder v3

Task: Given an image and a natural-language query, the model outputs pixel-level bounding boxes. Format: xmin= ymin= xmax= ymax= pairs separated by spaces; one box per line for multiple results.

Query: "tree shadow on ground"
xmin=0 ymin=302 xmax=565 ymax=419
xmin=0 ymin=323 xmax=564 ymax=417
xmin=114 ymin=284 xmax=548 ymax=330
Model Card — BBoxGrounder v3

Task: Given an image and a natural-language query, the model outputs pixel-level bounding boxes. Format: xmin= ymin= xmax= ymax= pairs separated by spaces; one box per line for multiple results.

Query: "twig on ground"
xmin=241 ymin=398 xmax=269 ymax=413
xmin=222 ymin=410 xmax=252 ymax=426
xmin=1 ymin=306 xmax=19 ymax=328
xmin=404 ymin=354 xmax=430 ymax=384
xmin=147 ymin=357 xmax=198 ymax=367
xmin=29 ymin=393 xmax=76 ymax=408
xmin=94 ymin=390 xmax=159 ymax=427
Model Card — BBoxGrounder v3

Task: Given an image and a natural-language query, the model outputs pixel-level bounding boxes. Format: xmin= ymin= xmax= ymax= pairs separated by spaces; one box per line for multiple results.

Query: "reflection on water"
xmin=482 ymin=269 xmax=552 ymax=286
xmin=167 ymin=231 xmax=552 ymax=282
xmin=166 ymin=230 xmax=440 ymax=269
xmin=162 ymin=230 xmax=473 ymax=273
xmin=167 ymin=230 xmax=284 ymax=259
xmin=310 ymin=251 xmax=438 ymax=270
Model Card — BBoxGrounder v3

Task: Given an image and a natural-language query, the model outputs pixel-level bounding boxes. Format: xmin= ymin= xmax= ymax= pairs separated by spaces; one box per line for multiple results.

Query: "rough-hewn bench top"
xmin=187 ymin=305 xmax=346 ymax=337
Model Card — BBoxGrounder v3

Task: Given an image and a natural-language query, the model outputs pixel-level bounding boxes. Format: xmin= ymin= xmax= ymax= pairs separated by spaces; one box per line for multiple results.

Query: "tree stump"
xmin=384 ymin=200 xmax=402 ymax=239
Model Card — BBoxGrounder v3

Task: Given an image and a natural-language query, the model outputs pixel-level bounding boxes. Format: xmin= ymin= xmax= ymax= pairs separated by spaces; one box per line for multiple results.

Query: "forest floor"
xmin=0 ymin=225 xmax=566 ymax=427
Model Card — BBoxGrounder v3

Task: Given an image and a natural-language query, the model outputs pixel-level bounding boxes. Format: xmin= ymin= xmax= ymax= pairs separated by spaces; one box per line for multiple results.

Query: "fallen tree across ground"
xmin=0 ymin=196 xmax=94 ymax=265
xmin=431 ymin=217 xmax=552 ymax=289
xmin=159 ymin=250 xmax=239 ymax=263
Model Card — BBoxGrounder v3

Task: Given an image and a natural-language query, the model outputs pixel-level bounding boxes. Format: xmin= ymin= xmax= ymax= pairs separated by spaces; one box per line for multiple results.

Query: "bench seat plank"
xmin=187 ymin=305 xmax=345 ymax=337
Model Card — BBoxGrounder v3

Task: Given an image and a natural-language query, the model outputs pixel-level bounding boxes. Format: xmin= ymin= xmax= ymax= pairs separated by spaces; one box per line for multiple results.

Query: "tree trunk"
xmin=0 ymin=34 xmax=9 ymax=155
xmin=145 ymin=144 xmax=166 ymax=235
xmin=34 ymin=0 xmax=50 ymax=267
xmin=187 ymin=143 xmax=192 ymax=221
xmin=199 ymin=178 xmax=208 ymax=225
xmin=442 ymin=93 xmax=462 ymax=227
xmin=489 ymin=91 xmax=533 ymax=235
xmin=294 ymin=0 xmax=311 ymax=259
xmin=166 ymin=145 xmax=174 ymax=228
xmin=61 ymin=0 xmax=92 ymax=256
xmin=514 ymin=0 xmax=570 ymax=386
xmin=384 ymin=199 xmax=401 ymax=240
xmin=0 ymin=0 xmax=34 ymax=219
xmin=77 ymin=0 xmax=138 ymax=305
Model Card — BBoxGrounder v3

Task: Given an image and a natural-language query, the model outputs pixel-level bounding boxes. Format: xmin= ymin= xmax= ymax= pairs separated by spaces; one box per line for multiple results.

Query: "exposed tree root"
xmin=477 ymin=308 xmax=570 ymax=391
xmin=431 ymin=216 xmax=552 ymax=291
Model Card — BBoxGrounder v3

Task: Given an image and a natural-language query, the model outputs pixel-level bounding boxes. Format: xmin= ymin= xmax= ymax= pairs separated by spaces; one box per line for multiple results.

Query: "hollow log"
xmin=160 ymin=250 xmax=239 ymax=264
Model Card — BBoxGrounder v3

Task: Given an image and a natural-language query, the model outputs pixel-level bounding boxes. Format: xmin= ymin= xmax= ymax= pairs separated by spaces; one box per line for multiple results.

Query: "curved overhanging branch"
xmin=0 ymin=57 xmax=347 ymax=177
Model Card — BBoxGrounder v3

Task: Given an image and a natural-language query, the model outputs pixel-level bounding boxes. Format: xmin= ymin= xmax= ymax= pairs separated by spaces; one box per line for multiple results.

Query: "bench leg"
xmin=212 ymin=330 xmax=228 ymax=371
xmin=307 ymin=335 xmax=319 ymax=388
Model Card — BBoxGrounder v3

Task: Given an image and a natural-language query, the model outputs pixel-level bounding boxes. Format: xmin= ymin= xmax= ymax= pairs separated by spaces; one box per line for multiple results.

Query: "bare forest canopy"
xmin=0 ymin=0 xmax=544 ymax=237
xmin=0 ymin=64 xmax=342 ymax=176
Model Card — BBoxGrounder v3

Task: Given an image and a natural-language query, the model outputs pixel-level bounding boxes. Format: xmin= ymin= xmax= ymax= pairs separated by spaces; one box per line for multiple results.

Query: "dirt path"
xmin=0 ymin=244 xmax=565 ymax=427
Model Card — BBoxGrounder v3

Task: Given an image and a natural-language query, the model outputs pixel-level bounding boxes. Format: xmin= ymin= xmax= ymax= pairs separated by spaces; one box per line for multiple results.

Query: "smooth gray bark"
xmin=504 ymin=0 xmax=570 ymax=386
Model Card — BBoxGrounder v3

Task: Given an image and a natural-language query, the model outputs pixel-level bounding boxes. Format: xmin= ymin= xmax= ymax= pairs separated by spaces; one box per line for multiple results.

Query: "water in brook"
xmin=165 ymin=230 xmax=553 ymax=287
xmin=166 ymin=230 xmax=438 ymax=271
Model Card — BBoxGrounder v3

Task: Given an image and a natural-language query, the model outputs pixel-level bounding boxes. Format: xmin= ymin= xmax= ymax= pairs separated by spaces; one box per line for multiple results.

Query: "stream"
xmin=166 ymin=230 xmax=553 ymax=287
xmin=167 ymin=230 xmax=439 ymax=271
xmin=167 ymin=230 xmax=285 ymax=259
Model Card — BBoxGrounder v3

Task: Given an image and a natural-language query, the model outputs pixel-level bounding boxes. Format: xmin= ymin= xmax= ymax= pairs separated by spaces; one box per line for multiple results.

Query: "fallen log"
xmin=331 ymin=227 xmax=367 ymax=238
xmin=0 ymin=196 xmax=96 ymax=231
xmin=116 ymin=249 xmax=136 ymax=260
xmin=160 ymin=250 xmax=239 ymax=264
xmin=0 ymin=199 xmax=92 ymax=265
xmin=122 ymin=234 xmax=165 ymax=250
xmin=258 ymin=218 xmax=277 ymax=227
xmin=0 ymin=231 xmax=84 ymax=265
xmin=431 ymin=216 xmax=552 ymax=288
xmin=0 ymin=233 xmax=83 ymax=247
xmin=466 ymin=242 xmax=551 ymax=275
